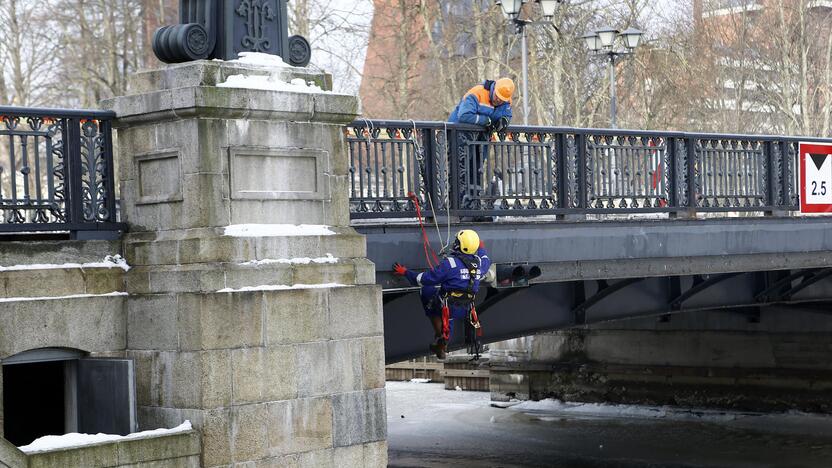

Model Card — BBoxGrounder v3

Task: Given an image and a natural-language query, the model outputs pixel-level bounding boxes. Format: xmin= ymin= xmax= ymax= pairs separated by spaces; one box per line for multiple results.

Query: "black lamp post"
xmin=582 ymin=26 xmax=643 ymax=128
xmin=153 ymin=0 xmax=311 ymax=67
xmin=495 ymin=0 xmax=560 ymax=125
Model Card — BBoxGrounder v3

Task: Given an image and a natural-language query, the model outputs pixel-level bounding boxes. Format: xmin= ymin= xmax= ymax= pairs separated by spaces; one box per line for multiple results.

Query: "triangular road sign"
xmin=810 ymin=153 xmax=828 ymax=171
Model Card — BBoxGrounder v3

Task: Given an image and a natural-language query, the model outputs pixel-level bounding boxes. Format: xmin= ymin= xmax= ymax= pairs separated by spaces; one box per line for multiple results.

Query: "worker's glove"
xmin=392 ymin=263 xmax=408 ymax=276
xmin=483 ymin=117 xmax=493 ymax=131
xmin=494 ymin=116 xmax=509 ymax=132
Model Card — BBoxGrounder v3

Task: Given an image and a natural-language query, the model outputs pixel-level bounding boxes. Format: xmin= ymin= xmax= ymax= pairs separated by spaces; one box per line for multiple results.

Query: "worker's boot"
xmin=429 ymin=336 xmax=447 ymax=360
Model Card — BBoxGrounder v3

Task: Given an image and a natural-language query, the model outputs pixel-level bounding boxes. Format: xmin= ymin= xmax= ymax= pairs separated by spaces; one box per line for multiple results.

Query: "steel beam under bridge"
xmin=353 ymin=217 xmax=832 ymax=363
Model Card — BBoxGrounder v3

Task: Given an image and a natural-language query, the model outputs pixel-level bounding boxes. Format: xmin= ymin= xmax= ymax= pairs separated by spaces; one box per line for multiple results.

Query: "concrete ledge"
xmin=0 ymin=240 xmax=122 ymax=267
xmin=106 ymin=86 xmax=358 ymax=126
xmin=122 ymin=60 xmax=332 ymax=95
xmin=126 ymin=258 xmax=374 ymax=294
xmin=0 ymin=267 xmax=124 ymax=298
xmin=125 ymin=231 xmax=367 ymax=267
xmin=25 ymin=430 xmax=200 ymax=468
xmin=0 ymin=437 xmax=26 ymax=468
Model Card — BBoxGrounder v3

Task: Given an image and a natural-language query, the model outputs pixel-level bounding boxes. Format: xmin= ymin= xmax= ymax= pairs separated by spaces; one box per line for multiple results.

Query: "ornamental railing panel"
xmin=347 ymin=120 xmax=829 ymax=220
xmin=0 ymin=106 xmax=122 ymax=237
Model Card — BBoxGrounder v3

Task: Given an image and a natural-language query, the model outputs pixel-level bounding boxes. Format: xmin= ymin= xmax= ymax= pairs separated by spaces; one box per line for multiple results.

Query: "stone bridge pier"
xmin=103 ymin=59 xmax=386 ymax=467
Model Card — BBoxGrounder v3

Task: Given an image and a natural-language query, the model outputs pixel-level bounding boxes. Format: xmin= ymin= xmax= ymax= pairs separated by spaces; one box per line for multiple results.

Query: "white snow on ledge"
xmin=19 ymin=421 xmax=192 ymax=454
xmin=217 ymin=283 xmax=349 ymax=293
xmin=224 ymin=224 xmax=335 ymax=237
xmin=242 ymin=254 xmax=338 ymax=266
xmin=226 ymin=51 xmax=292 ymax=68
xmin=218 ymin=74 xmax=328 ymax=93
xmin=0 ymin=291 xmax=127 ymax=303
xmin=0 ymin=255 xmax=130 ymax=272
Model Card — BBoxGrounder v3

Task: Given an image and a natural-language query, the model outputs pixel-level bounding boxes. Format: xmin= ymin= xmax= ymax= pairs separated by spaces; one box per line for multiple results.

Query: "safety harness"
xmin=440 ymin=254 xmax=484 ymax=360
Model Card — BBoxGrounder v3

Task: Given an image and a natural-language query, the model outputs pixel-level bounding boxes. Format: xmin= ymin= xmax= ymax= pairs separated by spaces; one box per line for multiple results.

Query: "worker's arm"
xmin=501 ymin=103 xmax=513 ymax=123
xmin=413 ymin=258 xmax=454 ymax=287
xmin=477 ymin=247 xmax=491 ymax=277
xmin=456 ymin=94 xmax=491 ymax=127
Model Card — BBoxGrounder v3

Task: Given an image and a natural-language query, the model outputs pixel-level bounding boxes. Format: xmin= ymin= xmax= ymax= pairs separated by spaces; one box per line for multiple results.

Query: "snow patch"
xmin=217 ymin=283 xmax=348 ymax=293
xmin=223 ymin=224 xmax=335 ymax=237
xmin=409 ymin=378 xmax=431 ymax=383
xmin=218 ymin=74 xmax=327 ymax=93
xmin=0 ymin=255 xmax=130 ymax=272
xmin=0 ymin=292 xmax=127 ymax=303
xmin=227 ymin=51 xmax=291 ymax=68
xmin=509 ymin=399 xmax=742 ymax=422
xmin=19 ymin=421 xmax=192 ymax=453
xmin=242 ymin=254 xmax=338 ymax=266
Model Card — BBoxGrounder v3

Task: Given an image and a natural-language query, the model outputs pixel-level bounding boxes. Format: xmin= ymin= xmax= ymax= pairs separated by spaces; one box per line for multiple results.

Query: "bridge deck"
xmin=357 ymin=216 xmax=832 ymax=288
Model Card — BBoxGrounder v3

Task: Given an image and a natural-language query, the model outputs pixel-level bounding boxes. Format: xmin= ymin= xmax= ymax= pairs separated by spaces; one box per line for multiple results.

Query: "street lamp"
xmin=494 ymin=0 xmax=561 ymax=125
xmin=582 ymin=25 xmax=643 ymax=128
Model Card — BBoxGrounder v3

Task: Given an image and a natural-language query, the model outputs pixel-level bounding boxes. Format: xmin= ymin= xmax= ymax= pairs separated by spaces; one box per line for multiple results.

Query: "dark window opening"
xmin=3 ymin=361 xmax=68 ymax=446
xmin=2 ymin=350 xmax=136 ymax=448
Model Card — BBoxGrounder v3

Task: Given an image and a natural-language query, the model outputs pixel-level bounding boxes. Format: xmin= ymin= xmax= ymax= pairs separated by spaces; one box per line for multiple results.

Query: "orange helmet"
xmin=494 ymin=78 xmax=515 ymax=103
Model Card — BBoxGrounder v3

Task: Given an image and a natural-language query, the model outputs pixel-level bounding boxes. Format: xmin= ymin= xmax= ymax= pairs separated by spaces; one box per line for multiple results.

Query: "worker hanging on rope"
xmin=392 ymin=229 xmax=491 ymax=359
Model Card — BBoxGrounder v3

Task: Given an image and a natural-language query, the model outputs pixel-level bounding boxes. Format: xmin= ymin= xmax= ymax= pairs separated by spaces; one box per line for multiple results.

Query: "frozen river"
xmin=386 ymin=381 xmax=832 ymax=467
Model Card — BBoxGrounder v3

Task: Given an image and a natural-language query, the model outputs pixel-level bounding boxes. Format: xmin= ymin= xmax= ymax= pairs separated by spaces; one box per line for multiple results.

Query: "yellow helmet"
xmin=454 ymin=229 xmax=480 ymax=255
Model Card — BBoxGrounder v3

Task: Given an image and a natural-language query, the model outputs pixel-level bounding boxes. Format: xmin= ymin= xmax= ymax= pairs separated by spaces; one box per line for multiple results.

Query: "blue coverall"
xmin=404 ymin=247 xmax=491 ymax=338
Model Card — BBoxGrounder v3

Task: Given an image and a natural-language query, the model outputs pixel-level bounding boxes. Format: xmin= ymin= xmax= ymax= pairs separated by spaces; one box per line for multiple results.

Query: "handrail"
xmin=346 ymin=119 xmax=828 ymax=219
xmin=348 ymin=119 xmax=832 ymax=144
xmin=0 ymin=106 xmax=124 ymax=239
xmin=0 ymin=106 xmax=116 ymax=120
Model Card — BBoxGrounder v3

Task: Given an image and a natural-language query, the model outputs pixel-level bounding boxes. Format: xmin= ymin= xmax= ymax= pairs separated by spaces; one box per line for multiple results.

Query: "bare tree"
xmin=289 ymin=0 xmax=373 ymax=94
xmin=0 ymin=0 xmax=61 ymax=106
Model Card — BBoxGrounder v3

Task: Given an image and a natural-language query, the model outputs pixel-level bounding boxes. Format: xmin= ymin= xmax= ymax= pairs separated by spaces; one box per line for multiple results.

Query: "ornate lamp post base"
xmin=153 ymin=0 xmax=311 ymax=67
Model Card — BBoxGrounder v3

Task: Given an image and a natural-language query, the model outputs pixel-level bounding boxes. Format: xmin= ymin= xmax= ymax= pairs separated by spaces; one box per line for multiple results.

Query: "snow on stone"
xmin=19 ymin=421 xmax=192 ymax=453
xmin=228 ymin=51 xmax=291 ymax=68
xmin=0 ymin=255 xmax=130 ymax=272
xmin=0 ymin=292 xmax=128 ymax=303
xmin=217 ymin=283 xmax=348 ymax=293
xmin=242 ymin=253 xmax=338 ymax=266
xmin=218 ymin=73 xmax=326 ymax=93
xmin=409 ymin=378 xmax=431 ymax=383
xmin=223 ymin=224 xmax=335 ymax=237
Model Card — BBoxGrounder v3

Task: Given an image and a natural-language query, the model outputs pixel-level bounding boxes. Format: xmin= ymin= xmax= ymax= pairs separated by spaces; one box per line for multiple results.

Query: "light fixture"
xmin=537 ymin=0 xmax=558 ymax=19
xmin=582 ymin=32 xmax=601 ymax=52
xmin=595 ymin=26 xmax=618 ymax=48
xmin=620 ymin=27 xmax=643 ymax=49
xmin=497 ymin=0 xmax=526 ymax=19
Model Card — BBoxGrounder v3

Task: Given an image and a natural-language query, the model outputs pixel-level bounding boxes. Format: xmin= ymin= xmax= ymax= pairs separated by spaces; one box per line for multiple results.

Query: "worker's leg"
xmin=429 ymin=315 xmax=443 ymax=337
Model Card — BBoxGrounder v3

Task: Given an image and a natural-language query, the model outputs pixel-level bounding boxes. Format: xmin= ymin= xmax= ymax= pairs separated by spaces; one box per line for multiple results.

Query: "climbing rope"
xmin=409 ymin=191 xmax=440 ymax=268
xmin=408 ymin=119 xmax=451 ymax=257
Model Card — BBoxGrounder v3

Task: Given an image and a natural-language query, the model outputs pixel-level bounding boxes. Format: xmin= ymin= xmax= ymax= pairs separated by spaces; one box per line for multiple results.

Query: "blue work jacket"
xmin=404 ymin=247 xmax=491 ymax=297
xmin=448 ymin=80 xmax=513 ymax=127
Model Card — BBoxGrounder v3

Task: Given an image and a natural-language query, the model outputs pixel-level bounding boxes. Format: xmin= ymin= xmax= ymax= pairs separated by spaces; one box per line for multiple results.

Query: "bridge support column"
xmin=489 ymin=309 xmax=832 ymax=412
xmin=104 ymin=60 xmax=386 ymax=467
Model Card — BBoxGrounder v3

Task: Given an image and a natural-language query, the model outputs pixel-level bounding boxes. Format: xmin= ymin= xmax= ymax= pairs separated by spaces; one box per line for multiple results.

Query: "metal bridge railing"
xmin=346 ymin=120 xmax=827 ymax=219
xmin=0 ymin=106 xmax=124 ymax=238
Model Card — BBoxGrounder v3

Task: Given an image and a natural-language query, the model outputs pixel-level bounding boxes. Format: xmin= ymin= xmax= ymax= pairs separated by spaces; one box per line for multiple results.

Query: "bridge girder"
xmin=382 ymin=267 xmax=832 ymax=363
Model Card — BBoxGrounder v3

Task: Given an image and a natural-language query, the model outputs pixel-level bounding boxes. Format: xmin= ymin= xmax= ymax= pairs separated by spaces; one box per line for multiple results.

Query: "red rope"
xmin=409 ymin=192 xmax=440 ymax=268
